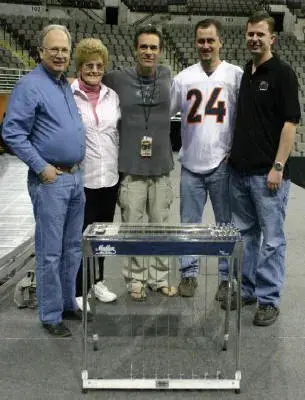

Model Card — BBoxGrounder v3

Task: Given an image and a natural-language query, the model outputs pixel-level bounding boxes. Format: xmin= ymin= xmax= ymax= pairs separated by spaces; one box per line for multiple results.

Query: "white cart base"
xmin=82 ymin=370 xmax=241 ymax=390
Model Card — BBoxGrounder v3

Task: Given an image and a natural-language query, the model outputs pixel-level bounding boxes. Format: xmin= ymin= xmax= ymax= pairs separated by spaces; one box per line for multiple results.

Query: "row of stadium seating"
xmin=2 ymin=14 xmax=305 ymax=80
xmin=163 ymin=23 xmax=305 ymax=130
xmin=0 ymin=47 xmax=25 ymax=69
xmin=122 ymin=0 xmax=168 ymax=13
xmin=121 ymin=0 xmax=304 ymax=16
xmin=0 ymin=0 xmax=303 ymax=15
xmin=0 ymin=0 xmax=42 ymax=3
xmin=57 ymin=0 xmax=102 ymax=8
xmin=0 ymin=0 xmax=104 ymax=8
xmin=165 ymin=24 xmax=305 ymax=69
xmin=0 ymin=15 xmax=139 ymax=71
xmin=1 ymin=13 xmax=305 ymax=153
xmin=122 ymin=0 xmax=258 ymax=15
xmin=2 ymin=14 xmax=305 ymax=70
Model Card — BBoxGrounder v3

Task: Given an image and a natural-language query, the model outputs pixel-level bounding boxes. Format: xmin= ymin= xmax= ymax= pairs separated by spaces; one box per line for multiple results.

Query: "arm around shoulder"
xmin=103 ymin=70 xmax=117 ymax=91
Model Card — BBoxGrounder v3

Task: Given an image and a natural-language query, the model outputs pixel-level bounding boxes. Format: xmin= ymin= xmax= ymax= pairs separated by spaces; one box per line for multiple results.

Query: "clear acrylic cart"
xmin=81 ymin=223 xmax=243 ymax=393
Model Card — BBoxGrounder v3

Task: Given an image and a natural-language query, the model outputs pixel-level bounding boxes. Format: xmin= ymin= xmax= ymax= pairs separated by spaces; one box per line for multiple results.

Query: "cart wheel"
xmin=93 ymin=333 xmax=99 ymax=351
xmin=82 ymin=388 xmax=88 ymax=394
xmin=235 ymin=388 xmax=241 ymax=394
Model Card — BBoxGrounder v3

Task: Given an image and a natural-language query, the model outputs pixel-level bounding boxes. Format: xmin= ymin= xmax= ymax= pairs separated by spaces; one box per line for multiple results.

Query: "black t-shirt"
xmin=229 ymin=55 xmax=300 ymax=176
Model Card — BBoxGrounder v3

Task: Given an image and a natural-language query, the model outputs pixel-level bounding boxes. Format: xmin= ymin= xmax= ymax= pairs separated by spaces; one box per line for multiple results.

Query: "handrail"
xmin=132 ymin=12 xmax=154 ymax=27
xmin=0 ymin=67 xmax=32 ymax=93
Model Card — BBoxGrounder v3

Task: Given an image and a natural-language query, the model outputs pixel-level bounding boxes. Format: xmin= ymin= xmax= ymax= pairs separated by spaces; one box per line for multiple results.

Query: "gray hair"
xmin=39 ymin=24 xmax=72 ymax=49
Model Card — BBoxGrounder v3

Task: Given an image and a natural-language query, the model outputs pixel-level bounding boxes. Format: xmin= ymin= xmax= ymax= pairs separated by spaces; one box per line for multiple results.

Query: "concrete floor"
xmin=0 ymin=153 xmax=305 ymax=400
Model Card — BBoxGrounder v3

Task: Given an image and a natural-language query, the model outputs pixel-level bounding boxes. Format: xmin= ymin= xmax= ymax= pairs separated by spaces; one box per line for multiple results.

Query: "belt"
xmin=53 ymin=163 xmax=80 ymax=173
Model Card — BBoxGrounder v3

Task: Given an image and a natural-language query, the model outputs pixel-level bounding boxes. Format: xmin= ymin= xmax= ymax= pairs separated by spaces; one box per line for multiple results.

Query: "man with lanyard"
xmin=2 ymin=25 xmax=87 ymax=336
xmin=171 ymin=19 xmax=243 ymax=298
xmin=104 ymin=25 xmax=177 ymax=301
xmin=226 ymin=11 xmax=300 ymax=326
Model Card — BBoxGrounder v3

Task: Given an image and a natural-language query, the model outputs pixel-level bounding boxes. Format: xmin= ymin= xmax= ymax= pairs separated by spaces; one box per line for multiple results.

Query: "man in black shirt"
xmin=225 ymin=11 xmax=301 ymax=326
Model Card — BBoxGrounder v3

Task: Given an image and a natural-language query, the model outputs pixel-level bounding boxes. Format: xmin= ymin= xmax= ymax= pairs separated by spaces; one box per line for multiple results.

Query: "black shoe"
xmin=178 ymin=277 xmax=198 ymax=297
xmin=42 ymin=322 xmax=72 ymax=337
xmin=62 ymin=309 xmax=93 ymax=321
xmin=215 ymin=280 xmax=229 ymax=302
xmin=221 ymin=292 xmax=257 ymax=310
xmin=253 ymin=304 xmax=280 ymax=326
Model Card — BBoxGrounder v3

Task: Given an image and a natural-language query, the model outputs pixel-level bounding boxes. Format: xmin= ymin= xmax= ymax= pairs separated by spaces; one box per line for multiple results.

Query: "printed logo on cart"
xmin=95 ymin=245 xmax=116 ymax=255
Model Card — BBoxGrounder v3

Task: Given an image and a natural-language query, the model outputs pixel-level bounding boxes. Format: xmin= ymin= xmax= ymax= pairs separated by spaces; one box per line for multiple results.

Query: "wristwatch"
xmin=273 ymin=161 xmax=284 ymax=172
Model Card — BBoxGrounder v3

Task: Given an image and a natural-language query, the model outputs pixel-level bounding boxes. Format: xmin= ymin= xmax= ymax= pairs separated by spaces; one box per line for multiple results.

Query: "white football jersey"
xmin=171 ymin=61 xmax=243 ymax=173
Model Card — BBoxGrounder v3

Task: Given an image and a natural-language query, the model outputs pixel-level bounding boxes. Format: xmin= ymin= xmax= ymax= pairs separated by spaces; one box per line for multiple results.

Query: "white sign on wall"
xmin=31 ymin=5 xmax=45 ymax=14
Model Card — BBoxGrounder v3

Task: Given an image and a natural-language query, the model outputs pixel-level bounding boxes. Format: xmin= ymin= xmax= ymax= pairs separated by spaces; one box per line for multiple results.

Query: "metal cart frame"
xmin=81 ymin=223 xmax=243 ymax=393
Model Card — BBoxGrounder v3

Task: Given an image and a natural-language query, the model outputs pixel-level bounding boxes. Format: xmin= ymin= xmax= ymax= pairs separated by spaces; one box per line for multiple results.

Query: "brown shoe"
xmin=215 ymin=280 xmax=229 ymax=301
xmin=148 ymin=285 xmax=177 ymax=297
xmin=178 ymin=277 xmax=198 ymax=297
xmin=129 ymin=286 xmax=147 ymax=302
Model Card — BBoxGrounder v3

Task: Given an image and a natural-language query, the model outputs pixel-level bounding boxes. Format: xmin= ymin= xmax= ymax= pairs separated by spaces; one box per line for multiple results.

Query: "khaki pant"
xmin=119 ymin=174 xmax=173 ymax=291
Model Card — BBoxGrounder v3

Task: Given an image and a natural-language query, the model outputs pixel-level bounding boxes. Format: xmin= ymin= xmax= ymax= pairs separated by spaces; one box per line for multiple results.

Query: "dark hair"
xmin=134 ymin=24 xmax=163 ymax=50
xmin=194 ymin=19 xmax=223 ymax=38
xmin=247 ymin=10 xmax=275 ymax=33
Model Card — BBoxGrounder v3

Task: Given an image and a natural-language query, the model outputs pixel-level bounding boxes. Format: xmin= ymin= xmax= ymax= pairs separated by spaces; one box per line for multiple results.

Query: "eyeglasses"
xmin=42 ymin=47 xmax=70 ymax=56
xmin=82 ymin=62 xmax=105 ymax=72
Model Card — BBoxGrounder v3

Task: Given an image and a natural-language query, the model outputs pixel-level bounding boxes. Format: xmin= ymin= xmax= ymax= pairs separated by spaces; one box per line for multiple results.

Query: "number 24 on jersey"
xmin=187 ymin=87 xmax=226 ymax=124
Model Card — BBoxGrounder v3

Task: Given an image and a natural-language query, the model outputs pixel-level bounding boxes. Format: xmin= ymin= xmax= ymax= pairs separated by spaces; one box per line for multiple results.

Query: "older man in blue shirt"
xmin=3 ymin=25 xmax=86 ymax=337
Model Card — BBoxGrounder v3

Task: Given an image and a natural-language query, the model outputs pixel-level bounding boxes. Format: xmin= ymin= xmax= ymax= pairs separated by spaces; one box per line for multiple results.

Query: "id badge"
xmin=140 ymin=136 xmax=152 ymax=157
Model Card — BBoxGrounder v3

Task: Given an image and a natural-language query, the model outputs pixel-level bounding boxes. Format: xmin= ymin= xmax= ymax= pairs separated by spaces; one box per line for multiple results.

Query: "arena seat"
xmin=0 ymin=47 xmax=26 ymax=69
xmin=122 ymin=0 xmax=258 ymax=15
xmin=1 ymin=12 xmax=305 ymax=153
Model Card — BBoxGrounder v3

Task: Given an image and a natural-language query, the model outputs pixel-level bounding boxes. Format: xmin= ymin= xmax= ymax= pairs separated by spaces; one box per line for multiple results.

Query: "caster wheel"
xmin=93 ymin=333 xmax=99 ymax=351
xmin=82 ymin=388 xmax=88 ymax=394
xmin=235 ymin=389 xmax=241 ymax=394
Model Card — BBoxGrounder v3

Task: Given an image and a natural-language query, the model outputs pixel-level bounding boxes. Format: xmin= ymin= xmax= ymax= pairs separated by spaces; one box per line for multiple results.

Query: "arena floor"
xmin=0 ymin=153 xmax=305 ymax=400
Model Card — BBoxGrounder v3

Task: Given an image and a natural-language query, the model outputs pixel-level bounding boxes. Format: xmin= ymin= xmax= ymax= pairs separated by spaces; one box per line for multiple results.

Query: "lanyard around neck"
xmin=138 ymin=72 xmax=157 ymax=132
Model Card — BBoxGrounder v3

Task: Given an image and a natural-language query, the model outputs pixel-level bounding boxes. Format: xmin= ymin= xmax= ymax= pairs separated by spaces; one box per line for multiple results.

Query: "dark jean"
xmin=28 ymin=169 xmax=85 ymax=324
xmin=179 ymin=161 xmax=231 ymax=279
xmin=75 ymin=184 xmax=119 ymax=297
xmin=230 ymin=170 xmax=290 ymax=306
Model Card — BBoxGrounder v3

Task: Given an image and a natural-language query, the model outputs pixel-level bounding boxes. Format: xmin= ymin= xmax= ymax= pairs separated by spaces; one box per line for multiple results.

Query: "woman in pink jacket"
xmin=72 ymin=38 xmax=121 ymax=308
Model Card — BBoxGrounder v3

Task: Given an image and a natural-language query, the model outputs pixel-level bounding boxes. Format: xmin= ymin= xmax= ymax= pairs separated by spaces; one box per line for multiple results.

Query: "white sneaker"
xmin=94 ymin=281 xmax=117 ymax=303
xmin=75 ymin=296 xmax=91 ymax=312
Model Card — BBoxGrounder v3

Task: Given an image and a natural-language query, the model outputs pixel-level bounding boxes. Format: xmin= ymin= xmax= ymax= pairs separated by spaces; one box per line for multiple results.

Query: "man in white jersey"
xmin=171 ymin=18 xmax=243 ymax=297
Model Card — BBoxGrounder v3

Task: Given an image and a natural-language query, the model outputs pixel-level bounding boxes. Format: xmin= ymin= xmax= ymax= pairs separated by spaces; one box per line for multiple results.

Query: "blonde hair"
xmin=74 ymin=38 xmax=109 ymax=71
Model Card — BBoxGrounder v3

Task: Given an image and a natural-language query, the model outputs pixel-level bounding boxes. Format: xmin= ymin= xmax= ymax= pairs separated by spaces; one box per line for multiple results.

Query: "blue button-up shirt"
xmin=2 ymin=64 xmax=86 ymax=174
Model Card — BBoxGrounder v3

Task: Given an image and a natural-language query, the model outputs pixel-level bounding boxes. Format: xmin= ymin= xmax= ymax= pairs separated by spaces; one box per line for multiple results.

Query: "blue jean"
xmin=230 ymin=170 xmax=290 ymax=306
xmin=28 ymin=169 xmax=85 ymax=324
xmin=180 ymin=161 xmax=231 ymax=279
